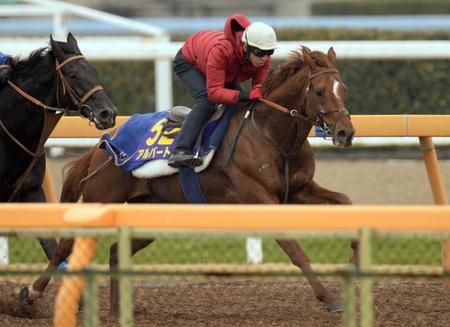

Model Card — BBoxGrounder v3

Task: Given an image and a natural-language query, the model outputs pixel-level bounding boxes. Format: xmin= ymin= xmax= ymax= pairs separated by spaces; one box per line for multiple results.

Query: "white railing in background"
xmin=1 ymin=2 xmax=450 ymax=113
xmin=1 ymin=36 xmax=449 ymax=113
xmin=0 ymin=0 xmax=172 ymax=111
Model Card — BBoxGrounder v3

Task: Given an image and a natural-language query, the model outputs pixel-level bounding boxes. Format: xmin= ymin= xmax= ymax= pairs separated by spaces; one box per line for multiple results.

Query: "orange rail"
xmin=50 ymin=115 xmax=450 ymax=138
xmin=0 ymin=204 xmax=450 ymax=231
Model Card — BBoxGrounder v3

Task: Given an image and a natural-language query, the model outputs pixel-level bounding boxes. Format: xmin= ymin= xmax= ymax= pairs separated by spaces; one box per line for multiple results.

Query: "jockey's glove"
xmin=0 ymin=65 xmax=10 ymax=83
xmin=238 ymin=85 xmax=263 ymax=102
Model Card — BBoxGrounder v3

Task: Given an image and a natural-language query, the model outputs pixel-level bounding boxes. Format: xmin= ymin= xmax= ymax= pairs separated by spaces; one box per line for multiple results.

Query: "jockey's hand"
xmin=0 ymin=66 xmax=10 ymax=83
xmin=238 ymin=85 xmax=263 ymax=102
xmin=249 ymin=85 xmax=263 ymax=100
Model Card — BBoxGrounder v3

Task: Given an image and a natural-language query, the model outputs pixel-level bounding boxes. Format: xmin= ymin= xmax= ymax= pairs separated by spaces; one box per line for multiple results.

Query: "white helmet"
xmin=242 ymin=22 xmax=278 ymax=50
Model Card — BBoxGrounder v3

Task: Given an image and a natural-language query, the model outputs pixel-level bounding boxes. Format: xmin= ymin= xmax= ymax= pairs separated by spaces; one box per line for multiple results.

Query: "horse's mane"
xmin=9 ymin=47 xmax=49 ymax=71
xmin=9 ymin=39 xmax=78 ymax=71
xmin=262 ymin=46 xmax=333 ymax=96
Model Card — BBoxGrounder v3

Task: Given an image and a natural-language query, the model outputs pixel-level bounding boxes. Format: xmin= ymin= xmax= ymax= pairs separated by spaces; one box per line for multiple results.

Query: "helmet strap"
xmin=243 ymin=30 xmax=251 ymax=62
xmin=244 ymin=47 xmax=252 ymax=62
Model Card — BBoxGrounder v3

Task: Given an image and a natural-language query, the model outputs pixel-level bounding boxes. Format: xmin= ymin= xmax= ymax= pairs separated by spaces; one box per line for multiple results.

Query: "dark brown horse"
xmin=24 ymin=46 xmax=356 ymax=313
xmin=0 ymin=33 xmax=117 ymax=286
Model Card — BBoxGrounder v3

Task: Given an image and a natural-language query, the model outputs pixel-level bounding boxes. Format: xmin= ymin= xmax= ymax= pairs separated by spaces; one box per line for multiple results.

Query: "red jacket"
xmin=182 ymin=14 xmax=271 ymax=105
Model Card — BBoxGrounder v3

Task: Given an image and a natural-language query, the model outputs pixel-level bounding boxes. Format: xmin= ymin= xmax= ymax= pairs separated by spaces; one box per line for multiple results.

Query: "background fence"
xmin=1 ymin=204 xmax=450 ymax=327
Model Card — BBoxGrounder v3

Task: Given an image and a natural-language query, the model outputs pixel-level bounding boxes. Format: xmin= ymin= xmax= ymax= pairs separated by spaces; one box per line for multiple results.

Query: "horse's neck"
xmin=0 ymin=54 xmax=57 ymax=159
xmin=252 ymin=70 xmax=312 ymax=156
xmin=13 ymin=54 xmax=58 ymax=108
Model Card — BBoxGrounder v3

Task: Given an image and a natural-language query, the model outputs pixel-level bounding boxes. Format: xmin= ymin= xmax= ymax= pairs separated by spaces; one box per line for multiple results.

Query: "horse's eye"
xmin=67 ymin=71 xmax=76 ymax=79
xmin=315 ymin=90 xmax=324 ymax=97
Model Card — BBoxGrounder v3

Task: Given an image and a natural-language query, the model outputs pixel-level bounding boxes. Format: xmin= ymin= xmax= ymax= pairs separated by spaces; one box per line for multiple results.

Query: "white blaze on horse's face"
xmin=332 ymin=79 xmax=341 ymax=101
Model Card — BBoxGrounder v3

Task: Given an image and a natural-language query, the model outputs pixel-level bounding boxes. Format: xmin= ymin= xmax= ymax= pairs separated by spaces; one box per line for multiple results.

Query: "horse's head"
xmin=301 ymin=46 xmax=354 ymax=147
xmin=50 ymin=33 xmax=117 ymax=130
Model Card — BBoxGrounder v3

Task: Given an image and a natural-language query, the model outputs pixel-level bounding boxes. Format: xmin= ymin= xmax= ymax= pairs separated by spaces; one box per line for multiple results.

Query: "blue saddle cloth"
xmin=99 ymin=106 xmax=235 ymax=172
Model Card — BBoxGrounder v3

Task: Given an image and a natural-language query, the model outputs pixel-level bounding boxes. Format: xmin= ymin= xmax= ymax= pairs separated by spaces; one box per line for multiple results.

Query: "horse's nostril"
xmin=336 ymin=129 xmax=354 ymax=146
xmin=337 ymin=130 xmax=346 ymax=140
xmin=99 ymin=109 xmax=115 ymax=121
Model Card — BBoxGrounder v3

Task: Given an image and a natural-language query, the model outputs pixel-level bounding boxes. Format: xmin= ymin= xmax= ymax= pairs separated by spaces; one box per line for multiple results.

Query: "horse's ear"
xmin=67 ymin=33 xmax=81 ymax=53
xmin=301 ymin=46 xmax=315 ymax=70
xmin=327 ymin=47 xmax=337 ymax=67
xmin=50 ymin=34 xmax=63 ymax=58
xmin=49 ymin=34 xmax=56 ymax=49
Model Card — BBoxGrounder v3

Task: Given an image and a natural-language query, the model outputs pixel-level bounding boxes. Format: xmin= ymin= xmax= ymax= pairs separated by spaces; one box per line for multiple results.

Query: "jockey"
xmin=168 ymin=13 xmax=278 ymax=168
xmin=0 ymin=51 xmax=11 ymax=84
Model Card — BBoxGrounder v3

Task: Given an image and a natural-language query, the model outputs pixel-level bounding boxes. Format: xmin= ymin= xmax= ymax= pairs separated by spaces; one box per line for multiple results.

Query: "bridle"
xmin=6 ymin=54 xmax=103 ymax=117
xmin=1 ymin=53 xmax=103 ymax=201
xmin=259 ymin=68 xmax=350 ymax=138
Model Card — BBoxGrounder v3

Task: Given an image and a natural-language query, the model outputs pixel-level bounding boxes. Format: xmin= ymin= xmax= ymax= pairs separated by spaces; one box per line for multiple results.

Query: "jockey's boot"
xmin=168 ymin=151 xmax=203 ymax=168
xmin=168 ymin=105 xmax=208 ymax=168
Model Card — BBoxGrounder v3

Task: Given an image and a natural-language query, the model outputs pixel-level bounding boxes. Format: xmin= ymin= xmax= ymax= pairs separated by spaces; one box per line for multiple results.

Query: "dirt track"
xmin=0 ymin=156 xmax=449 ymax=326
xmin=1 ymin=280 xmax=450 ymax=326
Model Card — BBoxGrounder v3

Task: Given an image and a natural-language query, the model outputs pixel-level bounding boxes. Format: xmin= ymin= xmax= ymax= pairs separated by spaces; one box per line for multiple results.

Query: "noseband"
xmin=259 ymin=68 xmax=350 ymax=138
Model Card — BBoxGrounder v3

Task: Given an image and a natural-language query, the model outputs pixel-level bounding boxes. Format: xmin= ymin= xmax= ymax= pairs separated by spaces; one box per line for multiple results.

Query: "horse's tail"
xmin=60 ymin=147 xmax=97 ymax=203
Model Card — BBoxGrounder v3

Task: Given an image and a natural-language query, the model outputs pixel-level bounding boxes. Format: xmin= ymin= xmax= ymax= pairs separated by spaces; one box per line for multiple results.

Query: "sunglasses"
xmin=251 ymin=47 xmax=274 ymax=58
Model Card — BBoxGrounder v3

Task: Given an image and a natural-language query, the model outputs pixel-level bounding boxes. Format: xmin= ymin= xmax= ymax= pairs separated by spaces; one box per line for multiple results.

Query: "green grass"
xmin=6 ymin=236 xmax=443 ymax=266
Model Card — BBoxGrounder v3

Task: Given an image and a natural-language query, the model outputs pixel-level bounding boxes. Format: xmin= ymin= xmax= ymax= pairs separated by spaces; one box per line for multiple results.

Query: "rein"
xmin=259 ymin=69 xmax=340 ymax=122
xmin=2 ymin=54 xmax=102 ymax=202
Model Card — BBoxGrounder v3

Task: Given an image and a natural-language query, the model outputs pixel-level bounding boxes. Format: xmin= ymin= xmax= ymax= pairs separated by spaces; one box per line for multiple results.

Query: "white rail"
xmin=1 ymin=2 xmax=450 ymax=112
xmin=1 ymin=38 xmax=450 ymax=60
xmin=0 ymin=0 xmax=172 ymax=110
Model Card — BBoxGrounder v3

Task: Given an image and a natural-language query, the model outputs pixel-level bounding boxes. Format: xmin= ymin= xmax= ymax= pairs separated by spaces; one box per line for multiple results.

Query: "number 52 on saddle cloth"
xmin=98 ymin=105 xmax=234 ymax=179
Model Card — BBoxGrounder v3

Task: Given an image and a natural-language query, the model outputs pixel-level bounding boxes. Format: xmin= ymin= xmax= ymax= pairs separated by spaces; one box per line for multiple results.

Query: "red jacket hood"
xmin=223 ymin=13 xmax=250 ymax=62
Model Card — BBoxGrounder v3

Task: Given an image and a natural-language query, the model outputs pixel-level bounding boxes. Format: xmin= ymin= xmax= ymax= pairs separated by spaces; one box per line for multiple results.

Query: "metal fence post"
xmin=118 ymin=225 xmax=133 ymax=327
xmin=342 ymin=273 xmax=356 ymax=327
xmin=84 ymin=271 xmax=99 ymax=327
xmin=359 ymin=227 xmax=373 ymax=327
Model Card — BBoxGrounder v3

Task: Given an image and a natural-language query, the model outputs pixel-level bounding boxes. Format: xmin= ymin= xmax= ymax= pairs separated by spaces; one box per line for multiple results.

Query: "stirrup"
xmin=168 ymin=153 xmax=203 ymax=168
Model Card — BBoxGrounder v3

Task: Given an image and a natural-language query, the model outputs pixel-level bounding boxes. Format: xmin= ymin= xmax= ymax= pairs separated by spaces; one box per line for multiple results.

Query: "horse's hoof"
xmin=19 ymin=287 xmax=34 ymax=305
xmin=348 ymin=257 xmax=359 ymax=269
xmin=327 ymin=301 xmax=344 ymax=313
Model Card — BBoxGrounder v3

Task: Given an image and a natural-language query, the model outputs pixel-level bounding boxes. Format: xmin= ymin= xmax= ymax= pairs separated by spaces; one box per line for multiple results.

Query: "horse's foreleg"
xmin=276 ymin=239 xmax=343 ymax=313
xmin=291 ymin=181 xmax=359 ymax=265
xmin=23 ymin=187 xmax=62 ymax=264
xmin=38 ymin=238 xmax=58 ymax=260
xmin=109 ymin=238 xmax=154 ymax=314
xmin=350 ymin=239 xmax=359 ymax=266
xmin=18 ymin=238 xmax=74 ymax=304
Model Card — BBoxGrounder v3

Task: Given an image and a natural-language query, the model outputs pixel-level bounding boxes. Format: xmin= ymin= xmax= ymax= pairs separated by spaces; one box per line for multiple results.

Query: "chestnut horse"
xmin=24 ymin=46 xmax=356 ymax=313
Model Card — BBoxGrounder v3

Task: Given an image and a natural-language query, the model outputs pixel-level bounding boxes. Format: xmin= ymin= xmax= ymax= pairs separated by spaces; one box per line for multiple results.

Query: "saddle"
xmin=164 ymin=105 xmax=191 ymax=130
xmin=164 ymin=104 xmax=224 ymax=132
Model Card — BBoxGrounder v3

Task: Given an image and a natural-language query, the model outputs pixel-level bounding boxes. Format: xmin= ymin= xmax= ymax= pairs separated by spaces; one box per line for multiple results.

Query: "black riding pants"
xmin=173 ymin=49 xmax=214 ymax=153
